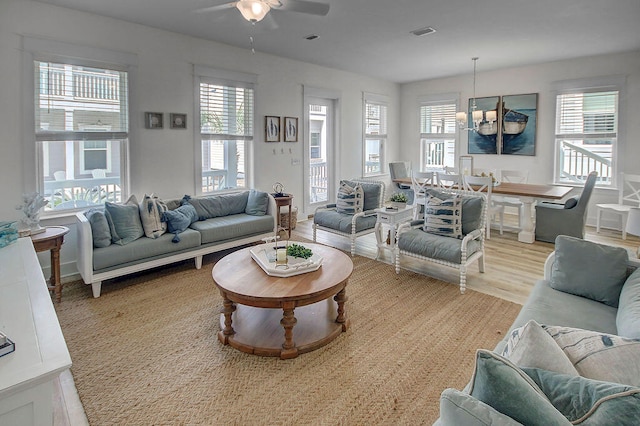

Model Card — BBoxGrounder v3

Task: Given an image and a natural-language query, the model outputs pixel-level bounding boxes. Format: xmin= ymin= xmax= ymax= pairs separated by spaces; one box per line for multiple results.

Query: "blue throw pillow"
xmin=104 ymin=195 xmax=144 ymax=246
xmin=245 ymin=190 xmax=269 ymax=216
xmin=85 ymin=208 xmax=111 ymax=248
xmin=162 ymin=204 xmax=198 ymax=243
xmin=336 ymin=181 xmax=363 ymax=214
xmin=423 ymin=193 xmax=462 ymax=238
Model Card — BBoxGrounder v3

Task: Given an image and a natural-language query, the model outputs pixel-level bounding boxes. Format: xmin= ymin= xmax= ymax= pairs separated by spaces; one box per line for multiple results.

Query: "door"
xmin=304 ymin=92 xmax=337 ymax=216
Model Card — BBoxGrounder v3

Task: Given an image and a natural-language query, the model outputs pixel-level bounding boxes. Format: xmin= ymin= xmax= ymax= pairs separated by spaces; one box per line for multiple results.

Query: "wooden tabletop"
xmin=212 ymin=242 xmax=353 ymax=307
xmin=393 ymin=178 xmax=574 ymax=200
xmin=29 ymin=225 xmax=70 ymax=243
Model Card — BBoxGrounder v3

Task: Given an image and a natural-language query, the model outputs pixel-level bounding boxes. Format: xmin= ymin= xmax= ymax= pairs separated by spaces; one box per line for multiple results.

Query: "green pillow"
xmin=550 ymin=236 xmax=628 ymax=307
xmin=522 ymin=368 xmax=640 ymax=425
xmin=84 ymin=208 xmax=111 ymax=248
xmin=245 ymin=190 xmax=269 ymax=216
xmin=104 ymin=195 xmax=144 ymax=246
xmin=469 ymin=350 xmax=571 ymax=425
xmin=617 ymin=268 xmax=640 ymax=339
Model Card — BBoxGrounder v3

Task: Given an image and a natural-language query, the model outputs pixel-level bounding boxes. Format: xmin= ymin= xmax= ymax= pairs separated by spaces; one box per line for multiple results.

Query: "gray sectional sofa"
xmin=76 ymin=190 xmax=277 ymax=297
xmin=437 ymin=236 xmax=640 ymax=425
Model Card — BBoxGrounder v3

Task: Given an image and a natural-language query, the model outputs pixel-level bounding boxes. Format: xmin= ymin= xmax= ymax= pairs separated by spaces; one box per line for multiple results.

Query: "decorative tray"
xmin=250 ymin=245 xmax=323 ymax=277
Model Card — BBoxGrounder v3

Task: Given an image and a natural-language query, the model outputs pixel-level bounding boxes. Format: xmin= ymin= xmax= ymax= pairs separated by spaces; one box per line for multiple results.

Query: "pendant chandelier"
xmin=456 ymin=57 xmax=496 ymax=132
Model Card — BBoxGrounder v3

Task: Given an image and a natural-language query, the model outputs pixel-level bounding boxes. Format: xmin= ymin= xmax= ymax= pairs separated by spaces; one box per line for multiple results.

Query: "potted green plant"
xmin=390 ymin=192 xmax=409 ymax=209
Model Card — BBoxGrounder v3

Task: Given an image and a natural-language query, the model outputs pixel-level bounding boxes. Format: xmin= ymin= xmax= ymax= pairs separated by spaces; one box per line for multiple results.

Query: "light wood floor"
xmin=54 ymin=214 xmax=640 ymax=425
xmin=293 ymin=214 xmax=640 ymax=305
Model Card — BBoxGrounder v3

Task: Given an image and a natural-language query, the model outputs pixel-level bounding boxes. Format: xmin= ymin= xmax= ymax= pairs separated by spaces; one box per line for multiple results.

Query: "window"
xmin=419 ymin=98 xmax=457 ymax=170
xmin=198 ymin=72 xmax=254 ymax=194
xmin=555 ymin=89 xmax=619 ymax=186
xmin=363 ymin=93 xmax=388 ymax=176
xmin=34 ymin=60 xmax=128 ymax=211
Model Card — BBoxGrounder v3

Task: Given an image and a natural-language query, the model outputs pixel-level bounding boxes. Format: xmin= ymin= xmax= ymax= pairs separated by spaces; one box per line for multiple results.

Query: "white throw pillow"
xmin=139 ymin=194 xmax=167 ymax=239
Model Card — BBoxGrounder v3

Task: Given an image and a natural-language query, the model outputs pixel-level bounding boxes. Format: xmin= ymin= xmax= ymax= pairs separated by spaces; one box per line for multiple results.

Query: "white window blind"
xmin=420 ymin=103 xmax=457 ymax=135
xmin=554 ymin=90 xmax=618 ymax=185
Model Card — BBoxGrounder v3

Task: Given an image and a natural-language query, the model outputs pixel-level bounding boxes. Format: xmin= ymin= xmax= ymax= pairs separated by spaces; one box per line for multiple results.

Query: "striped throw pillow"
xmin=336 ymin=181 xmax=364 ymax=214
xmin=423 ymin=193 xmax=462 ymax=238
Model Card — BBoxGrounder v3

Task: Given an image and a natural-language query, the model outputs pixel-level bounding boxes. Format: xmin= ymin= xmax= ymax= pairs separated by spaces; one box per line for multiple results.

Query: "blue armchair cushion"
xmin=245 ymin=189 xmax=269 ymax=215
xmin=550 ymin=235 xmax=628 ymax=307
xmin=423 ymin=193 xmax=462 ymax=238
xmin=398 ymin=228 xmax=481 ymax=263
xmin=617 ymin=268 xmax=640 ymax=339
xmin=336 ymin=181 xmax=364 ymax=214
xmin=313 ymin=210 xmax=377 ymax=233
xmin=104 ymin=195 xmax=144 ymax=246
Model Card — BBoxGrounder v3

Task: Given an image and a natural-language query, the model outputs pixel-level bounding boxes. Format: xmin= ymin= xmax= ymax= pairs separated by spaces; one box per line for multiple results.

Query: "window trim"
xmin=194 ymin=65 xmax=257 ymax=195
xmin=552 ymin=76 xmax=625 ymax=187
xmin=23 ymin=36 xmax=135 ymax=215
xmin=362 ymin=92 xmax=389 ymax=177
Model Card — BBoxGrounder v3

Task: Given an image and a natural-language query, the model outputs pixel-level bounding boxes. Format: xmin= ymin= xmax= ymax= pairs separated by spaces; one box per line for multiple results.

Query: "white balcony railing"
xmin=559 ymin=140 xmax=612 ymax=184
xmin=43 ymin=177 xmax=121 ymax=210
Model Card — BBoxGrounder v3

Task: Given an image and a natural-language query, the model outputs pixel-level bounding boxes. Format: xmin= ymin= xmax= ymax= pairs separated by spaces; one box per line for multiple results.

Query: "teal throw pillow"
xmin=440 ymin=388 xmax=523 ymax=425
xmin=522 ymin=368 xmax=640 ymax=425
xmin=84 ymin=208 xmax=111 ymax=248
xmin=563 ymin=196 xmax=578 ymax=209
xmin=469 ymin=350 xmax=570 ymax=425
xmin=245 ymin=190 xmax=269 ymax=216
xmin=336 ymin=181 xmax=363 ymax=214
xmin=104 ymin=195 xmax=144 ymax=246
xmin=617 ymin=268 xmax=640 ymax=339
xmin=423 ymin=193 xmax=462 ymax=239
xmin=162 ymin=203 xmax=198 ymax=243
xmin=550 ymin=235 xmax=628 ymax=307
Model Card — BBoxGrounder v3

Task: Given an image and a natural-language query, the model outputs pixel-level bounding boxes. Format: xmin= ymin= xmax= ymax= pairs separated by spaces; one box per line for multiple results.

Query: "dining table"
xmin=393 ymin=178 xmax=574 ymax=243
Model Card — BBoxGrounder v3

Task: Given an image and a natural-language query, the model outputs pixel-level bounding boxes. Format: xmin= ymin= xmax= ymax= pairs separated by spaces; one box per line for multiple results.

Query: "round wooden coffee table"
xmin=212 ymin=243 xmax=353 ymax=359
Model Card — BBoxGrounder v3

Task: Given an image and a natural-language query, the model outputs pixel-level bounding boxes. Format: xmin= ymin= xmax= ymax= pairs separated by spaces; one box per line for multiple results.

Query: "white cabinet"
xmin=0 ymin=238 xmax=72 ymax=425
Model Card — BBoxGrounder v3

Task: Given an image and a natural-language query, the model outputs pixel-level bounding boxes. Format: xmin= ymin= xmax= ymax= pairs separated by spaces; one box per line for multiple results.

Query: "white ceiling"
xmin=34 ymin=0 xmax=640 ymax=83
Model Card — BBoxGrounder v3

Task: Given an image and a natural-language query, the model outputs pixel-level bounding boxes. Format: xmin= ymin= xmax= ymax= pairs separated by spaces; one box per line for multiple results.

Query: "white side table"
xmin=374 ymin=206 xmax=414 ymax=259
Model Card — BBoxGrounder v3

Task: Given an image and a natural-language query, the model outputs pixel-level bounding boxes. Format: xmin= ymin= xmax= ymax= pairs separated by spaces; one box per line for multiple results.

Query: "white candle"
xmin=276 ymin=248 xmax=287 ymax=262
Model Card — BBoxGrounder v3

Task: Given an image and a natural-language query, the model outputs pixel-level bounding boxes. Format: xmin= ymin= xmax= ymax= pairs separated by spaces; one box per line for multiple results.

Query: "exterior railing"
xmin=40 ymin=66 xmax=120 ymax=102
xmin=202 ymin=169 xmax=228 ymax=193
xmin=43 ymin=177 xmax=121 ymax=210
xmin=310 ymin=161 xmax=328 ymax=203
xmin=559 ymin=140 xmax=611 ymax=184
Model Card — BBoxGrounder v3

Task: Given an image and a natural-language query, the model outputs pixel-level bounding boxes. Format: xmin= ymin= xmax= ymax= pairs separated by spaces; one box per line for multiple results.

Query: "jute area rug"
xmin=55 ymin=245 xmax=521 ymax=425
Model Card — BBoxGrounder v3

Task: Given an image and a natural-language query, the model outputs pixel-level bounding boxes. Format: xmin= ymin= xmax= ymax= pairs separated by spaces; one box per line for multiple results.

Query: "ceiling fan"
xmin=198 ymin=0 xmax=330 ymax=23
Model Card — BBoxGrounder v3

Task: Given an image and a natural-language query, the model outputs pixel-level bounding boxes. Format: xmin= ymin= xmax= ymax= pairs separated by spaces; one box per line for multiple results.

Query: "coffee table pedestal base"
xmin=218 ymin=298 xmax=348 ymax=359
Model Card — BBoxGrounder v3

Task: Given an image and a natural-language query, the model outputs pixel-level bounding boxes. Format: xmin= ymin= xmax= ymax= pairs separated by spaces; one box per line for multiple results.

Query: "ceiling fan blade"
xmin=278 ymin=0 xmax=330 ymax=16
xmin=195 ymin=2 xmax=237 ymax=14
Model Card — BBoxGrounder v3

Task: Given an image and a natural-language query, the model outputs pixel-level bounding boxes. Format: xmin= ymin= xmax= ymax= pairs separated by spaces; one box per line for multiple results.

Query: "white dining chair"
xmin=596 ymin=173 xmax=640 ymax=239
xmin=494 ymin=170 xmax=529 ymax=230
xmin=411 ymin=171 xmax=436 ymax=219
xmin=436 ymin=172 xmax=463 ymax=190
xmin=463 ymin=175 xmax=504 ymax=239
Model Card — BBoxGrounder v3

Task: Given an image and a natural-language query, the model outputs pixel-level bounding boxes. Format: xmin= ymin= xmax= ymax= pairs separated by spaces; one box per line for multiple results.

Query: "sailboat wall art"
xmin=467 ymin=93 xmax=538 ymax=156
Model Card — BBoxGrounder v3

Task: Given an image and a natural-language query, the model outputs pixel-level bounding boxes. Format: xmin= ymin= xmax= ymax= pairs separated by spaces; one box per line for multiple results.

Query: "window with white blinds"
xmin=199 ymin=78 xmax=254 ymax=192
xmin=363 ymin=93 xmax=388 ymax=176
xmin=419 ymin=100 xmax=457 ymax=169
xmin=34 ymin=60 xmax=128 ymax=211
xmin=555 ymin=90 xmax=618 ymax=185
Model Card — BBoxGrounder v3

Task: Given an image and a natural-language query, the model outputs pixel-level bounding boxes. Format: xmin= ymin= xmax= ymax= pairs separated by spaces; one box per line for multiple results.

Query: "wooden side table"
xmin=30 ymin=226 xmax=70 ymax=302
xmin=272 ymin=194 xmax=293 ymax=239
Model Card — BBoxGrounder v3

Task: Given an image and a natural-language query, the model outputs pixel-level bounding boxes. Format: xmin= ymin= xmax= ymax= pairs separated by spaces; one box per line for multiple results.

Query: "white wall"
xmin=400 ymin=51 xmax=640 ymax=227
xmin=0 ymin=0 xmax=400 ymax=278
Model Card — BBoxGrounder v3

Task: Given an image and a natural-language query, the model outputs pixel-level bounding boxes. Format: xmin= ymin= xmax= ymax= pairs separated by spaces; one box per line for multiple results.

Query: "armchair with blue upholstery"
xmin=395 ymin=188 xmax=487 ymax=294
xmin=313 ymin=179 xmax=385 ymax=256
xmin=534 ymin=171 xmax=597 ymax=243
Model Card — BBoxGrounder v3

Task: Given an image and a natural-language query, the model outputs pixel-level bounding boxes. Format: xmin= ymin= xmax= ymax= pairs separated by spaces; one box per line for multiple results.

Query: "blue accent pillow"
xmin=104 ymin=195 xmax=144 ymax=246
xmin=85 ymin=208 xmax=111 ymax=248
xmin=564 ymin=196 xmax=578 ymax=209
xmin=551 ymin=235 xmax=628 ymax=307
xmin=336 ymin=181 xmax=363 ymax=214
xmin=245 ymin=190 xmax=269 ymax=216
xmin=162 ymin=204 xmax=198 ymax=243
xmin=423 ymin=194 xmax=462 ymax=238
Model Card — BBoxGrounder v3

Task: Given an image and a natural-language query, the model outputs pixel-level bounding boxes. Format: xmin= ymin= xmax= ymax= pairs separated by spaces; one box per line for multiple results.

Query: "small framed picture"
xmin=170 ymin=113 xmax=187 ymax=129
xmin=284 ymin=117 xmax=298 ymax=142
xmin=265 ymin=116 xmax=280 ymax=142
xmin=145 ymin=112 xmax=163 ymax=129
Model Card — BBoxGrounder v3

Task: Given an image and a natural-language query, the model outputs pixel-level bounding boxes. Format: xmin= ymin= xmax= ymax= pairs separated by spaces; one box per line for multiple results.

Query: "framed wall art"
xmin=284 ymin=117 xmax=298 ymax=142
xmin=265 ymin=116 xmax=280 ymax=142
xmin=467 ymin=96 xmax=500 ymax=155
xmin=170 ymin=113 xmax=187 ymax=129
xmin=501 ymin=93 xmax=537 ymax=156
xmin=145 ymin=112 xmax=163 ymax=129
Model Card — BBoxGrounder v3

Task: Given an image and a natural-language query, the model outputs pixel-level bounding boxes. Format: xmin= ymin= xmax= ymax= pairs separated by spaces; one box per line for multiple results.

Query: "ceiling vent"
xmin=410 ymin=26 xmax=436 ymax=37
xmin=305 ymin=34 xmax=320 ymax=40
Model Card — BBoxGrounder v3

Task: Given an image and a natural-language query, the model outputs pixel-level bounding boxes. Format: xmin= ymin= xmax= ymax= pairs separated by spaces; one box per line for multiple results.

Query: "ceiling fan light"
xmin=237 ymin=0 xmax=270 ymax=23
